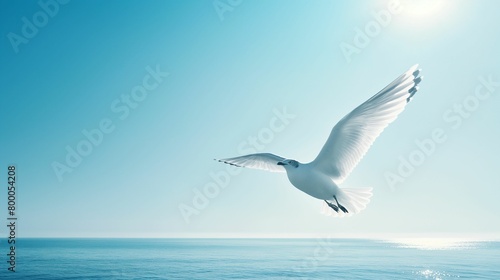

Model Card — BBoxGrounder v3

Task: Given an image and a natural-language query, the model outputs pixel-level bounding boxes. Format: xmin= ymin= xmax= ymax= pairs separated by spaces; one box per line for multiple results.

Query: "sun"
xmin=400 ymin=0 xmax=448 ymax=18
xmin=394 ymin=0 xmax=460 ymax=30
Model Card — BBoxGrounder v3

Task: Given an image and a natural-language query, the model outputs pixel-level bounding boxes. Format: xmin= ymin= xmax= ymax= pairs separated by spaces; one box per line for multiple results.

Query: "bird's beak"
xmin=277 ymin=162 xmax=286 ymax=166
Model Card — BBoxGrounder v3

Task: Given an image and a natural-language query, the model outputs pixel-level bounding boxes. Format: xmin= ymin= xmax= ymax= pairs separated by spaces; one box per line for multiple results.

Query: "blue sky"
xmin=1 ymin=0 xmax=499 ymax=238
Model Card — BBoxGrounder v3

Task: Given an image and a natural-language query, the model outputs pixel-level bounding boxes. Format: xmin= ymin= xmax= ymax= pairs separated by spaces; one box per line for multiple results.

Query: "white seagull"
xmin=217 ymin=65 xmax=423 ymax=217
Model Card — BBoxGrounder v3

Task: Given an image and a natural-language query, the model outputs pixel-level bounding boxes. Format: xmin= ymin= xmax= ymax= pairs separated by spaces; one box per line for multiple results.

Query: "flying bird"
xmin=217 ymin=65 xmax=423 ymax=217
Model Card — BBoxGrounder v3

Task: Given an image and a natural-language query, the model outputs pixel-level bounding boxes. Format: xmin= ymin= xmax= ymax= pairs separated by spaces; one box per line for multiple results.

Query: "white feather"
xmin=312 ymin=64 xmax=423 ymax=184
xmin=217 ymin=153 xmax=286 ymax=172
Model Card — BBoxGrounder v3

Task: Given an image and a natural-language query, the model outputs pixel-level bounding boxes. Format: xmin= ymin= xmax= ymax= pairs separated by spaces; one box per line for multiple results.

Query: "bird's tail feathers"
xmin=320 ymin=187 xmax=373 ymax=217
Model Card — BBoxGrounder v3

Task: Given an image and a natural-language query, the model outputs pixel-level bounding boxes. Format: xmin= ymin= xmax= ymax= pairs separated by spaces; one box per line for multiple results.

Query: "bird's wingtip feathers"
xmin=406 ymin=66 xmax=423 ymax=102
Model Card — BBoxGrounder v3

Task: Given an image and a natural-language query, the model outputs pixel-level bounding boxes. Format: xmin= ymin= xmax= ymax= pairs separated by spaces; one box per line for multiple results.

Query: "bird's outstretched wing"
xmin=217 ymin=153 xmax=286 ymax=172
xmin=312 ymin=64 xmax=423 ymax=184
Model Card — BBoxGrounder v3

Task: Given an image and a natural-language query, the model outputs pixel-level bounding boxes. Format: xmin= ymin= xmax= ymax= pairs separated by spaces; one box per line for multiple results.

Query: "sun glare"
xmin=387 ymin=0 xmax=462 ymax=33
xmin=401 ymin=0 xmax=448 ymax=17
xmin=387 ymin=238 xmax=484 ymax=250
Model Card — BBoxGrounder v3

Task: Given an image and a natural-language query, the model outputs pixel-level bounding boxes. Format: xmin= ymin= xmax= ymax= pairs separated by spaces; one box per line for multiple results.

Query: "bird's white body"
xmin=284 ymin=163 xmax=339 ymax=200
xmin=217 ymin=65 xmax=423 ymax=217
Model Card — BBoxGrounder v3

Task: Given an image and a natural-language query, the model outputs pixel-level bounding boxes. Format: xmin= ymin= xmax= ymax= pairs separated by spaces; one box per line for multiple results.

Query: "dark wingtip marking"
xmin=217 ymin=160 xmax=244 ymax=168
xmin=407 ymin=86 xmax=419 ymax=102
xmin=407 ymin=70 xmax=423 ymax=102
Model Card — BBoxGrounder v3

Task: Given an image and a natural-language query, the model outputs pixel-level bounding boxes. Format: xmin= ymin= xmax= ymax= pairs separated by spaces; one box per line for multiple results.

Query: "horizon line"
xmin=15 ymin=232 xmax=500 ymax=240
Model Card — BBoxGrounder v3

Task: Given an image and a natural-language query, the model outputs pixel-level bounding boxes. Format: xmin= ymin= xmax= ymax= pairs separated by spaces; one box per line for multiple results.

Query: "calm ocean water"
xmin=1 ymin=238 xmax=499 ymax=279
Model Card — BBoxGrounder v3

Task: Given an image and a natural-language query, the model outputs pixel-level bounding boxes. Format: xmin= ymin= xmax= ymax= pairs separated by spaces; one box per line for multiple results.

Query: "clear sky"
xmin=1 ymin=0 xmax=499 ymax=238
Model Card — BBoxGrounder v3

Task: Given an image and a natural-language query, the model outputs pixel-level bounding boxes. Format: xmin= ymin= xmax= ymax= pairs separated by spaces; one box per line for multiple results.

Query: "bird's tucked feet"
xmin=338 ymin=204 xmax=348 ymax=213
xmin=324 ymin=200 xmax=339 ymax=213
xmin=334 ymin=195 xmax=349 ymax=213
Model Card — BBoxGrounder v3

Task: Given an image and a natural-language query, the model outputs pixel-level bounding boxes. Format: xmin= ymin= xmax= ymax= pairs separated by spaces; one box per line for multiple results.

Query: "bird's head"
xmin=277 ymin=159 xmax=299 ymax=168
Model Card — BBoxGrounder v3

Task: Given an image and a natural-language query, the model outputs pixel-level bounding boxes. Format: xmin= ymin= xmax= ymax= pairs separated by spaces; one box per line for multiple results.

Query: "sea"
xmin=1 ymin=238 xmax=499 ymax=279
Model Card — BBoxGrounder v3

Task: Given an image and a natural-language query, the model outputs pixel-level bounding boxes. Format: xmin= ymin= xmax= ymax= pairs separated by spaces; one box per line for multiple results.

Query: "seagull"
xmin=217 ymin=65 xmax=423 ymax=217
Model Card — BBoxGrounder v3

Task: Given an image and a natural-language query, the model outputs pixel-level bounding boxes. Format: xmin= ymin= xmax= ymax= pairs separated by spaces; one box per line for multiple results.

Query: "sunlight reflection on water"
xmin=384 ymin=238 xmax=485 ymax=250
xmin=414 ymin=269 xmax=457 ymax=280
